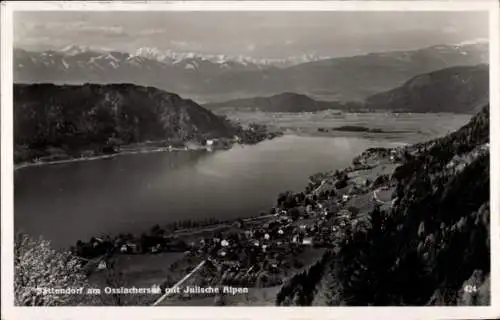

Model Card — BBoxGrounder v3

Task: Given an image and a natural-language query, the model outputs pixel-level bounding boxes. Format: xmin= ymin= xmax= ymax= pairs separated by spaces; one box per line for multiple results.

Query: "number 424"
xmin=464 ymin=285 xmax=479 ymax=293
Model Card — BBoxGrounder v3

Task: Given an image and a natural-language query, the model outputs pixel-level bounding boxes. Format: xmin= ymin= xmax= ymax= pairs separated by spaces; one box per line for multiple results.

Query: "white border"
xmin=1 ymin=1 xmax=499 ymax=319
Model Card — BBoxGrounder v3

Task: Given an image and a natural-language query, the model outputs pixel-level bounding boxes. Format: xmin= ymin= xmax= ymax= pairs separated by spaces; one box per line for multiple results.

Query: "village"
xmin=74 ymin=145 xmax=409 ymax=305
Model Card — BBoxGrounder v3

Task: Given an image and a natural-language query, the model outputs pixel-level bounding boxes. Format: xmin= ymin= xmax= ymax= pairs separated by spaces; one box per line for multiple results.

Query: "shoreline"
xmin=13 ymin=132 xmax=283 ymax=172
xmin=14 ymin=146 xmax=214 ymax=171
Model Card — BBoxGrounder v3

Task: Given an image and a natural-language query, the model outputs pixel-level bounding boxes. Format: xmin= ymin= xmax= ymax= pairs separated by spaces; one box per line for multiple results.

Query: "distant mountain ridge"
xmin=205 ymin=64 xmax=489 ymax=114
xmin=364 ymin=64 xmax=489 ymax=114
xmin=204 ymin=92 xmax=343 ymax=113
xmin=13 ymin=83 xmax=238 ymax=163
xmin=14 ymin=41 xmax=488 ymax=103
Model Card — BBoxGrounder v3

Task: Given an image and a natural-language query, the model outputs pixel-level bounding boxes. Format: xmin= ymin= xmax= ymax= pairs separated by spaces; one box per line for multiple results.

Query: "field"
xmin=221 ymin=110 xmax=471 ymax=144
xmin=87 ymin=252 xmax=200 ymax=305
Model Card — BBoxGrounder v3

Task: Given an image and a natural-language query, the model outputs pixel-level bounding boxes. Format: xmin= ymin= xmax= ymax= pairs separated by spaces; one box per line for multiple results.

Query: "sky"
xmin=14 ymin=11 xmax=489 ymax=58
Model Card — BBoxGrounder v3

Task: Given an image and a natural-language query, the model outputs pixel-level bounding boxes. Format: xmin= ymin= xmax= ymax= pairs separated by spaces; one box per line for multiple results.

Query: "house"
xmin=97 ymin=260 xmax=107 ymax=270
xmin=302 ymin=237 xmax=314 ymax=245
xmin=218 ymin=250 xmax=227 ymax=257
xmin=268 ymin=259 xmax=280 ymax=270
xmin=244 ymin=230 xmax=253 ymax=238
xmin=121 ymin=242 xmax=140 ymax=254
xmin=278 ymin=216 xmax=289 ymax=222
xmin=306 ymin=205 xmax=314 ymax=214
xmin=206 ymin=139 xmax=228 ymax=148
xmin=337 ymin=210 xmax=351 ymax=217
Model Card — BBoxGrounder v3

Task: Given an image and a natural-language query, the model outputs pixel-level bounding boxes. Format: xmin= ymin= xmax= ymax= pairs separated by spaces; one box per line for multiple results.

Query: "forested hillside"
xmin=365 ymin=65 xmax=488 ymax=113
xmin=276 ymin=105 xmax=490 ymax=306
xmin=14 ymin=83 xmax=239 ymax=163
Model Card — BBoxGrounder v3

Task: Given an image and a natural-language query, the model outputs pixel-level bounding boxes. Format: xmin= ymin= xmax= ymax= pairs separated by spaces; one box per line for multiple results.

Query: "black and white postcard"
xmin=1 ymin=1 xmax=499 ymax=319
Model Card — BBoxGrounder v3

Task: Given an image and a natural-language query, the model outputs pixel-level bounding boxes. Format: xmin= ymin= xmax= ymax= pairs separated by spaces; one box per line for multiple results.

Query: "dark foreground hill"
xmin=365 ymin=64 xmax=489 ymax=113
xmin=276 ymin=105 xmax=490 ymax=306
xmin=14 ymin=83 xmax=238 ymax=163
xmin=204 ymin=92 xmax=343 ymax=113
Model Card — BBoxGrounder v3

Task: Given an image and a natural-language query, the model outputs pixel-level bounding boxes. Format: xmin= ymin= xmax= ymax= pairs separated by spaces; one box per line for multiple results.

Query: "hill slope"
xmin=275 ymin=105 xmax=490 ymax=306
xmin=14 ymin=83 xmax=238 ymax=163
xmin=364 ymin=65 xmax=489 ymax=113
xmin=203 ymin=92 xmax=343 ymax=113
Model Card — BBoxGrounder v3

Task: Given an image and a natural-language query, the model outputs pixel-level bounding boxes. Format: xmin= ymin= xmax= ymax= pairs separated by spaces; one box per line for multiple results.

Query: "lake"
xmin=14 ymin=113 xmax=471 ymax=249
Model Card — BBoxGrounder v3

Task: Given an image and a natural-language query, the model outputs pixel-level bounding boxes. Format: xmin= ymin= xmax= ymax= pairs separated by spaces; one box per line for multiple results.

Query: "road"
xmin=373 ymin=188 xmax=397 ymax=207
xmin=372 ymin=188 xmax=386 ymax=205
xmin=312 ymin=180 xmax=327 ymax=194
xmin=152 ymin=259 xmax=207 ymax=306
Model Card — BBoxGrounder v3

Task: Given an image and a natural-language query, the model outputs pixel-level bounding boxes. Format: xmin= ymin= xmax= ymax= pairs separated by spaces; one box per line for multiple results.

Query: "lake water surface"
xmin=15 ymin=135 xmax=403 ymax=248
xmin=15 ymin=112 xmax=471 ymax=249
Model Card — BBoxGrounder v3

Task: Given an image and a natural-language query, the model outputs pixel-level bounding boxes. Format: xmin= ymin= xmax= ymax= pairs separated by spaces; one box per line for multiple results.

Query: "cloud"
xmin=135 ymin=28 xmax=167 ymax=36
xmin=16 ymin=20 xmax=129 ymax=41
xmin=13 ymin=11 xmax=488 ymax=58
xmin=79 ymin=25 xmax=125 ymax=35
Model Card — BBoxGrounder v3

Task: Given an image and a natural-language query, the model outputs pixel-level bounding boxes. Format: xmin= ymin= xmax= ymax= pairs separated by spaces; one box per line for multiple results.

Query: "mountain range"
xmin=204 ymin=64 xmax=489 ymax=114
xmin=133 ymin=46 xmax=329 ymax=68
xmin=14 ymin=41 xmax=488 ymax=103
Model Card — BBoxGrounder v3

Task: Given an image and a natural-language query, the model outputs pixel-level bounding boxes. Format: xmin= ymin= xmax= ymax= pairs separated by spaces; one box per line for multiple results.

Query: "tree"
xmin=14 ymin=233 xmax=92 ymax=306
xmin=214 ymin=293 xmax=227 ymax=306
xmin=101 ymin=259 xmax=127 ymax=306
xmin=289 ymin=207 xmax=301 ymax=221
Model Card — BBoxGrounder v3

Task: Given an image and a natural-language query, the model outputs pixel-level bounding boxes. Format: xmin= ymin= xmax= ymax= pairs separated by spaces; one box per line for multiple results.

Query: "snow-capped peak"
xmin=132 ymin=46 xmax=329 ymax=68
xmin=455 ymin=38 xmax=489 ymax=46
xmin=60 ymin=45 xmax=91 ymax=55
xmin=60 ymin=45 xmax=109 ymax=56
